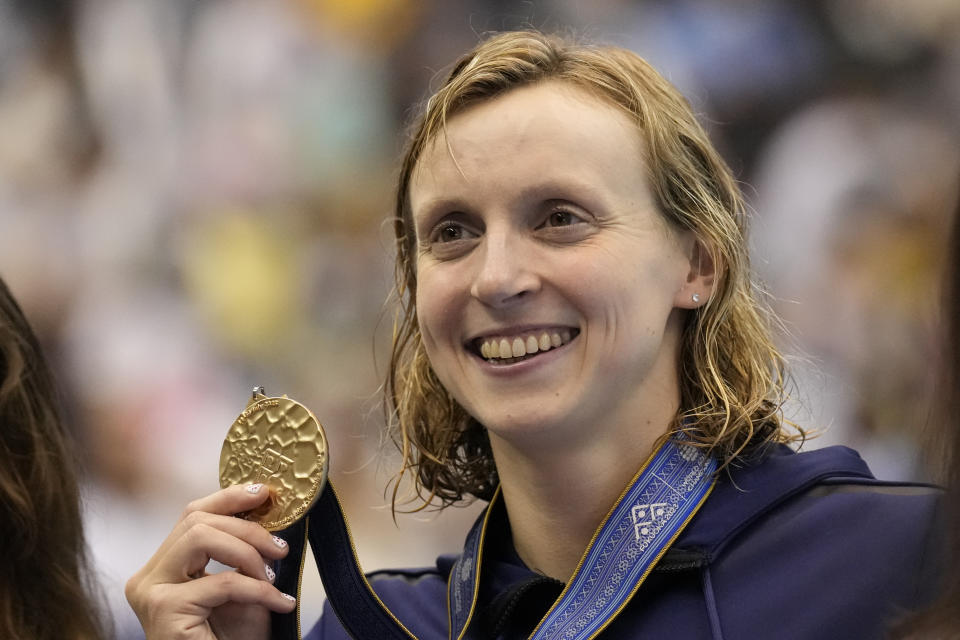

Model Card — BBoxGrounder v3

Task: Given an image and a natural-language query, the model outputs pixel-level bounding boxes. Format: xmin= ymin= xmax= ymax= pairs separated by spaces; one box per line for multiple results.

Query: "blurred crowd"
xmin=1 ymin=0 xmax=958 ymax=636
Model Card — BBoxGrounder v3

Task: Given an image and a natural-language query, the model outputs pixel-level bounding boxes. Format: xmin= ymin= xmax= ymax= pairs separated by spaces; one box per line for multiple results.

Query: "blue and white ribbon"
xmin=448 ymin=437 xmax=716 ymax=640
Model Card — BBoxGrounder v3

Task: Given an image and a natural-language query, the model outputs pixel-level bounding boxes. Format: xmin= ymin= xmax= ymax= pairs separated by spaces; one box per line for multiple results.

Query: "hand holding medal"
xmin=218 ymin=390 xmax=418 ymax=640
xmin=124 ymin=388 xmax=316 ymax=640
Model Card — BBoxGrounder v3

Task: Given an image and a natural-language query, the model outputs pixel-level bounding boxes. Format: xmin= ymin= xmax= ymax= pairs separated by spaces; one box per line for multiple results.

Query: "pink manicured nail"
xmin=282 ymin=593 xmax=296 ymax=602
xmin=265 ymin=564 xmax=276 ymax=583
xmin=272 ymin=535 xmax=287 ymax=549
xmin=246 ymin=483 xmax=264 ymax=494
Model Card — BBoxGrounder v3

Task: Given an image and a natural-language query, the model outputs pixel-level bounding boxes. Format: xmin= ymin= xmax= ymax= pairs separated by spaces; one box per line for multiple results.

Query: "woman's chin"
xmin=481 ymin=412 xmax=582 ymax=451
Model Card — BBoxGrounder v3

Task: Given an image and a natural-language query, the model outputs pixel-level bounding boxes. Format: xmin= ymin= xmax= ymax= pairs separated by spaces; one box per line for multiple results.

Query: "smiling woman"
xmin=389 ymin=38 xmax=797 ymax=518
xmin=378 ymin=31 xmax=942 ymax=639
xmin=127 ymin=30 xmax=943 ymax=640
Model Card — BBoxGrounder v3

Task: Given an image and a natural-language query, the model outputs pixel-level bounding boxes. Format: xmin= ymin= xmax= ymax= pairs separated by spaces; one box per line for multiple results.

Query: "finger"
xmin=160 ymin=522 xmax=275 ymax=584
xmin=177 ymin=510 xmax=290 ymax=561
xmin=182 ymin=482 xmax=273 ymax=519
xmin=134 ymin=485 xmax=286 ymax=581
xmin=181 ymin=571 xmax=298 ymax=613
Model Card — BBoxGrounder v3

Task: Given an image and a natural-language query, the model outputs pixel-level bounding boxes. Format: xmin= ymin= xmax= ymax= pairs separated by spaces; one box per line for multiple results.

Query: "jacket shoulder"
xmin=678 ymin=444 xmax=941 ymax=554
xmin=664 ymin=445 xmax=944 ymax=639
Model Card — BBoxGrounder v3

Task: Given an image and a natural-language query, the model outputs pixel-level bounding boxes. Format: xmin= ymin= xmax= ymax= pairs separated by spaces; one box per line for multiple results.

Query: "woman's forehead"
xmin=409 ymin=82 xmax=649 ymax=210
xmin=422 ymin=81 xmax=639 ymax=157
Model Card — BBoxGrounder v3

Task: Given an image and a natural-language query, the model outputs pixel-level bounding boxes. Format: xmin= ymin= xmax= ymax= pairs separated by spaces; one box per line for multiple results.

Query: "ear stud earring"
xmin=692 ymin=293 xmax=701 ymax=303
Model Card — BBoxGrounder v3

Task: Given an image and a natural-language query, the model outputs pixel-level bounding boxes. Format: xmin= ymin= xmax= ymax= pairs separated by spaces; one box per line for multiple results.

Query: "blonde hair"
xmin=386 ymin=30 xmax=803 ymax=509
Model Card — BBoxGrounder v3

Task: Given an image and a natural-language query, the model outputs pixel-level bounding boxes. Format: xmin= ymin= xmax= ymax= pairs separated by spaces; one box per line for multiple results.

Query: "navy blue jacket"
xmin=306 ymin=446 xmax=942 ymax=639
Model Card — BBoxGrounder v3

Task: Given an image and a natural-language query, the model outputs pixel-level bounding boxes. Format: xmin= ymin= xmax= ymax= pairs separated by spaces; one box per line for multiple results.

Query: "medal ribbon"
xmin=447 ymin=437 xmax=717 ymax=640
xmin=272 ymin=437 xmax=715 ymax=640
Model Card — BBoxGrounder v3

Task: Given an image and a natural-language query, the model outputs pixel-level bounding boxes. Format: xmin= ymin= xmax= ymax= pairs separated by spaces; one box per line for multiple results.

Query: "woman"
xmin=0 ymin=277 xmax=106 ymax=640
xmin=127 ymin=31 xmax=941 ymax=639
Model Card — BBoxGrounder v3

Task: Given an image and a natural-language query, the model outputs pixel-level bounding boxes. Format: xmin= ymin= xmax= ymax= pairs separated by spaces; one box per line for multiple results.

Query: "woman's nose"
xmin=469 ymin=233 xmax=541 ymax=308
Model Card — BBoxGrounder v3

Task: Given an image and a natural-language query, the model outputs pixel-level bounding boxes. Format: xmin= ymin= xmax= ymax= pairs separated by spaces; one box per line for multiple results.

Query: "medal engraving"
xmin=219 ymin=390 xmax=329 ymax=530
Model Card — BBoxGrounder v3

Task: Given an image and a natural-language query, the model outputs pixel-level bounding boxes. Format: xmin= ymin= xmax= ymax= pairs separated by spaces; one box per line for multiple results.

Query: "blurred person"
xmin=891 ymin=193 xmax=960 ymax=638
xmin=0 ymin=277 xmax=107 ymax=640
xmin=750 ymin=97 xmax=959 ymax=481
xmin=126 ymin=31 xmax=941 ymax=639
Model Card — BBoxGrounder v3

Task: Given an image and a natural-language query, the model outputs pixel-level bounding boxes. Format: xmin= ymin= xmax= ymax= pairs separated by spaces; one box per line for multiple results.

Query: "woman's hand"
xmin=126 ymin=483 xmax=297 ymax=640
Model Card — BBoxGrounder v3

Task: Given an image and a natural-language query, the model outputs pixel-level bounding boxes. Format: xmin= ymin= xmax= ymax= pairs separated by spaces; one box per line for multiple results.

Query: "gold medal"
xmin=219 ymin=387 xmax=329 ymax=530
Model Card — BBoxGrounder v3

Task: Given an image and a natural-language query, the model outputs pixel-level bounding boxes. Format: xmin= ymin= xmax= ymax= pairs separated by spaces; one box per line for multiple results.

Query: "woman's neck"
xmin=489 ymin=416 xmax=671 ymax=582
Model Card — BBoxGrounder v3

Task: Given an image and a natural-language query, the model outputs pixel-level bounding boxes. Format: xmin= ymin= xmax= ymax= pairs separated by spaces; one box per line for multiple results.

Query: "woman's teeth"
xmin=479 ymin=329 xmax=573 ymax=361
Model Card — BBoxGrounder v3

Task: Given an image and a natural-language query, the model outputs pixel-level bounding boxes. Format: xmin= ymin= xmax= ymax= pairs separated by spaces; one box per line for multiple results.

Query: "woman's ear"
xmin=674 ymin=237 xmax=717 ymax=309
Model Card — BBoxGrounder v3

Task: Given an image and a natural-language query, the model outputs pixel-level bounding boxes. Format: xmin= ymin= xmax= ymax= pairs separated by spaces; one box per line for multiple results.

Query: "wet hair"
xmin=0 ymin=277 xmax=105 ymax=639
xmin=386 ymin=30 xmax=803 ymax=508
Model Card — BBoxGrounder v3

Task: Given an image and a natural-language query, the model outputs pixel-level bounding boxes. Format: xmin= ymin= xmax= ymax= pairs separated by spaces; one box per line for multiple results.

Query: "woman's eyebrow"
xmin=413 ymin=196 xmax=470 ymax=217
xmin=413 ymin=177 xmax=608 ymax=224
xmin=510 ymin=178 xmax=606 ymax=209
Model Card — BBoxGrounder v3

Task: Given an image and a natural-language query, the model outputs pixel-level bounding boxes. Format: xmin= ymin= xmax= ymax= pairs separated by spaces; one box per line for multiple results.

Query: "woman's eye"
xmin=540 ymin=207 xmax=588 ymax=230
xmin=547 ymin=210 xmax=577 ymax=227
xmin=534 ymin=205 xmax=596 ymax=243
xmin=432 ymin=222 xmax=477 ymax=244
xmin=437 ymin=223 xmax=466 ymax=242
xmin=424 ymin=220 xmax=479 ymax=258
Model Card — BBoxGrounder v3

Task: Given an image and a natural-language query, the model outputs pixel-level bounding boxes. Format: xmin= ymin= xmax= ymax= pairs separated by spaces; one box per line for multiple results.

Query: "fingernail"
xmin=272 ymin=535 xmax=287 ymax=549
xmin=265 ymin=564 xmax=276 ymax=583
xmin=282 ymin=593 xmax=296 ymax=602
xmin=246 ymin=483 xmax=264 ymax=494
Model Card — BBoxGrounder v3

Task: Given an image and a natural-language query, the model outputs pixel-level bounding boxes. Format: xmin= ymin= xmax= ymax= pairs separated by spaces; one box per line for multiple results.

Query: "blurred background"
xmin=1 ymin=0 xmax=958 ymax=636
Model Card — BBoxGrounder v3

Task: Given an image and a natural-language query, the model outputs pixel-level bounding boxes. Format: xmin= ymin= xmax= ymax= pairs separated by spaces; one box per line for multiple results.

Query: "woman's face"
xmin=409 ymin=81 xmax=705 ymax=449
